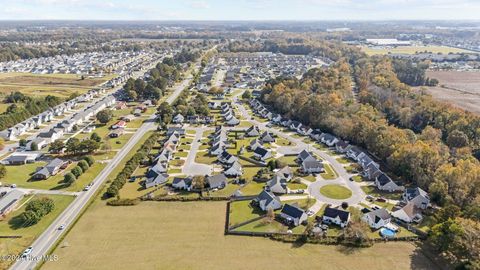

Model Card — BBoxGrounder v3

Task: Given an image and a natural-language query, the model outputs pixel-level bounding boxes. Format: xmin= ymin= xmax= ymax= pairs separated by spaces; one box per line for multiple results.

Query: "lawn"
xmin=229 ymin=200 xmax=263 ymax=227
xmin=4 ymin=161 xmax=49 ymax=189
xmin=0 ymin=73 xmax=114 ymax=98
xmin=319 ymin=184 xmax=352 ymax=200
xmin=275 ymin=137 xmax=294 ymax=147
xmin=277 ymin=155 xmax=298 ymax=167
xmin=320 ymin=163 xmax=337 ymax=180
xmin=336 ymin=157 xmax=351 ymax=164
xmin=287 ymin=181 xmax=307 ymax=190
xmin=195 ymin=151 xmax=217 ymax=164
xmin=0 ymin=194 xmax=75 ymax=269
xmin=42 ymin=201 xmax=440 ymax=270
xmin=360 ymin=186 xmax=402 ymax=200
xmin=64 ymin=162 xmax=107 ymax=192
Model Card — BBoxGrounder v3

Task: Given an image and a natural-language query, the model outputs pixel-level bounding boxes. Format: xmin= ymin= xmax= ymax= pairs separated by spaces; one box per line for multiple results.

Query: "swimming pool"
xmin=380 ymin=227 xmax=396 ymax=238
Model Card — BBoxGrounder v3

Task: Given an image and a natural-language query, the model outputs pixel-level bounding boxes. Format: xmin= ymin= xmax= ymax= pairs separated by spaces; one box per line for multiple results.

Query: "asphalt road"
xmin=233 ymin=95 xmax=366 ymax=207
xmin=9 ymin=62 xmax=195 ymax=270
xmin=181 ymin=126 xmax=213 ymax=176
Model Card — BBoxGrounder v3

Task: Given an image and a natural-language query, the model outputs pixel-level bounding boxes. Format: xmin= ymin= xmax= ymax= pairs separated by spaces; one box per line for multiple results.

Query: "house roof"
xmin=172 ymin=177 xmax=192 ymax=186
xmin=255 ymin=190 xmax=280 ymax=207
xmin=365 ymin=208 xmax=390 ymax=223
xmin=377 ymin=173 xmax=392 ymax=186
xmin=298 ymin=150 xmax=312 ymax=161
xmin=0 ymin=190 xmax=24 ymax=214
xmin=281 ymin=203 xmax=305 ymax=219
xmin=302 ymin=160 xmax=324 ymax=170
xmin=207 ymin=174 xmax=227 ymax=187
xmin=254 ymin=147 xmax=269 ymax=157
xmin=323 ymin=207 xmax=350 ymax=222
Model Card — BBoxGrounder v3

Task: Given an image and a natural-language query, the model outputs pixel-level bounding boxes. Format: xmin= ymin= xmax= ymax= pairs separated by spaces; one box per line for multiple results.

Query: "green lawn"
xmin=319 ymin=184 xmax=352 ymax=200
xmin=0 ymin=194 xmax=74 ymax=269
xmin=4 ymin=161 xmax=48 ymax=189
xmin=336 ymin=157 xmax=350 ymax=164
xmin=352 ymin=175 xmax=364 ymax=183
xmin=302 ymin=175 xmax=317 ymax=182
xmin=287 ymin=181 xmax=307 ymax=190
xmin=195 ymin=151 xmax=217 ymax=164
xmin=277 ymin=155 xmax=298 ymax=167
xmin=360 ymin=186 xmax=402 ymax=200
xmin=320 ymin=163 xmax=337 ymax=180
xmin=360 ymin=45 xmax=475 ymax=56
xmin=65 ymin=162 xmax=107 ymax=192
xmin=239 ymin=180 xmax=265 ymax=196
xmin=229 ymin=200 xmax=264 ymax=227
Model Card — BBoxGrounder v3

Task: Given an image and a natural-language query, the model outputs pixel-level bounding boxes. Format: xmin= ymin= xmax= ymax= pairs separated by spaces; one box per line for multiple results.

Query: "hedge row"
xmin=106 ymin=198 xmax=140 ymax=206
xmin=104 ymin=133 xmax=160 ymax=198
xmin=63 ymin=156 xmax=95 ymax=186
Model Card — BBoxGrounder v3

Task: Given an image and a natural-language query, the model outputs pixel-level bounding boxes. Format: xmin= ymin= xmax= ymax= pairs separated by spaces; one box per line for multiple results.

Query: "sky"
xmin=1 ymin=0 xmax=480 ymax=21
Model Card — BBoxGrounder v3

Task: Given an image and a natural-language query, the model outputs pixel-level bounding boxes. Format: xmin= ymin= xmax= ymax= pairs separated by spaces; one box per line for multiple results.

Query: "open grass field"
xmin=420 ymin=70 xmax=480 ymax=115
xmin=0 ymin=73 xmax=114 ymax=99
xmin=320 ymin=184 xmax=352 ymax=200
xmin=0 ymin=194 xmax=74 ymax=269
xmin=42 ymin=201 xmax=440 ymax=270
xmin=360 ymin=45 xmax=474 ymax=56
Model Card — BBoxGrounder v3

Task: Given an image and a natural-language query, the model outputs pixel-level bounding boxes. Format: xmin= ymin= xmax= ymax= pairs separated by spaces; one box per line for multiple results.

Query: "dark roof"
xmin=172 ymin=177 xmax=192 ymax=186
xmin=323 ymin=207 xmax=350 ymax=222
xmin=377 ymin=173 xmax=392 ymax=186
xmin=281 ymin=203 xmax=305 ymax=219
xmin=254 ymin=147 xmax=269 ymax=157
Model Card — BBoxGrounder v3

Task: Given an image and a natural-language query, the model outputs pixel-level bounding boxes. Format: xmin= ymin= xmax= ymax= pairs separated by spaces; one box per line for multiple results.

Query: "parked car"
xmin=376 ymin=197 xmax=387 ymax=203
xmin=365 ymin=195 xmax=374 ymax=201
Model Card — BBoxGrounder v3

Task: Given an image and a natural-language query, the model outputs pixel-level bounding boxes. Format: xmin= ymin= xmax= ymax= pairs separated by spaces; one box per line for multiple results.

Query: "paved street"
xmin=181 ymin=126 xmax=213 ymax=176
xmin=10 ymin=59 xmax=198 ymax=270
xmin=233 ymin=94 xmax=367 ymax=210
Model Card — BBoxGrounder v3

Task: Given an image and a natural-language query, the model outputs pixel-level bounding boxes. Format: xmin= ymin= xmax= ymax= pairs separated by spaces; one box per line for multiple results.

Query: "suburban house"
xmin=375 ymin=173 xmax=404 ymax=192
xmin=172 ymin=114 xmax=184 ymax=124
xmin=2 ymin=152 xmax=42 ymax=165
xmin=335 ymin=140 xmax=350 ymax=153
xmin=172 ymin=177 xmax=193 ymax=190
xmin=0 ymin=189 xmax=25 ymax=218
xmin=144 ymin=172 xmax=168 ymax=189
xmin=249 ymin=138 xmax=263 ymax=151
xmin=403 ymin=187 xmax=430 ymax=209
xmin=266 ymin=175 xmax=288 ymax=194
xmin=297 ymin=150 xmax=316 ymax=163
xmin=121 ymin=115 xmax=135 ymax=122
xmin=319 ymin=133 xmax=339 ymax=147
xmin=260 ymin=131 xmax=275 ymax=143
xmin=322 ymin=207 xmax=351 ymax=228
xmin=38 ymin=128 xmax=64 ymax=143
xmin=109 ymin=128 xmax=124 ymax=138
xmin=206 ymin=174 xmax=228 ymax=190
xmin=363 ymin=163 xmax=382 ymax=180
xmin=346 ymin=146 xmax=364 ymax=161
xmin=280 ymin=203 xmax=308 ymax=227
xmin=253 ymin=146 xmax=271 ymax=161
xmin=362 ymin=208 xmax=391 ymax=229
xmin=224 ymin=161 xmax=243 ymax=177
xmin=302 ymin=159 xmax=324 ymax=174
xmin=33 ymin=158 xmax=67 ymax=180
xmin=392 ymin=202 xmax=424 ymax=223
xmin=219 ymin=151 xmax=238 ymax=165
xmin=252 ymin=190 xmax=282 ymax=211
xmin=276 ymin=166 xmax=294 ymax=181
xmin=245 ymin=126 xmax=260 ymax=137
xmin=111 ymin=120 xmax=127 ymax=129
xmin=26 ymin=137 xmax=49 ymax=151
xmin=226 ymin=116 xmax=240 ymax=126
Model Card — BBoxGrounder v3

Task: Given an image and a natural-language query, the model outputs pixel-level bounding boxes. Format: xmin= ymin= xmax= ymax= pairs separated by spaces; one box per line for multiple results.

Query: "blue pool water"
xmin=380 ymin=228 xmax=396 ymax=238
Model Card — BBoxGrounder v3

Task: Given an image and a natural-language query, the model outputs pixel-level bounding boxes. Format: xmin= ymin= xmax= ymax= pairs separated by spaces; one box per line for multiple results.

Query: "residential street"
xmin=10 ymin=61 xmax=197 ymax=270
xmin=181 ymin=126 xmax=213 ymax=176
xmin=233 ymin=94 xmax=367 ymax=210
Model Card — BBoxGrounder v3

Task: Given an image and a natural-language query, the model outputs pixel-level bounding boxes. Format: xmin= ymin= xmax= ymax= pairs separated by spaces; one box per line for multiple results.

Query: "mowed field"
xmin=421 ymin=70 xmax=480 ymax=114
xmin=360 ymin=45 xmax=474 ymax=56
xmin=43 ymin=201 xmax=440 ymax=270
xmin=0 ymin=73 xmax=113 ymax=99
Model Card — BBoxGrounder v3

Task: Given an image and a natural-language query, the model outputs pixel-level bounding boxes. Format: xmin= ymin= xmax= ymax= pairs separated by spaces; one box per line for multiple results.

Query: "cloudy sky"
xmin=1 ymin=0 xmax=479 ymax=20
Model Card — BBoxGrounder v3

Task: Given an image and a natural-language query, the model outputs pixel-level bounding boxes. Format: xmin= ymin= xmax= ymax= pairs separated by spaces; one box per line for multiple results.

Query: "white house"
xmin=253 ymin=190 xmax=282 ymax=211
xmin=280 ymin=203 xmax=308 ymax=227
xmin=322 ymin=207 xmax=351 ymax=228
xmin=362 ymin=208 xmax=391 ymax=229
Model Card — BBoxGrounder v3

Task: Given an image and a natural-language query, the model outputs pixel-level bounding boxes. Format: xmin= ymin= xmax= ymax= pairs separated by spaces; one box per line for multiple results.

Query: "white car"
xmin=21 ymin=247 xmax=33 ymax=258
xmin=83 ymin=185 xmax=91 ymax=191
xmin=58 ymin=224 xmax=66 ymax=230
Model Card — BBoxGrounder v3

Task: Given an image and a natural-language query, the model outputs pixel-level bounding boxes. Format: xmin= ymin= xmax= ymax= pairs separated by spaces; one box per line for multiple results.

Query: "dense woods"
xmin=258 ymin=39 xmax=480 ymax=268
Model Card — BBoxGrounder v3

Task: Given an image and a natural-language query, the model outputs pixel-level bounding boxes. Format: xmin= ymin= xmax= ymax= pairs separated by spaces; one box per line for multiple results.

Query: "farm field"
xmin=360 ymin=45 xmax=474 ymax=56
xmin=0 ymin=194 xmax=74 ymax=270
xmin=0 ymin=72 xmax=114 ymax=99
xmin=420 ymin=70 xmax=480 ymax=114
xmin=42 ymin=201 xmax=440 ymax=270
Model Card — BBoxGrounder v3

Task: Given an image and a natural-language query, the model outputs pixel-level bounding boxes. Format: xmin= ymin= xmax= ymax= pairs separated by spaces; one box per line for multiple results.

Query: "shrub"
xmin=83 ymin=155 xmax=95 ymax=166
xmin=78 ymin=160 xmax=89 ymax=171
xmin=64 ymin=172 xmax=76 ymax=185
xmin=71 ymin=166 xmax=83 ymax=177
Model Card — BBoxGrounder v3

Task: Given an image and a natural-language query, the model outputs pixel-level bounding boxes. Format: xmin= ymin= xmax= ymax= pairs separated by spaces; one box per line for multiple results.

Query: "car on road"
xmin=58 ymin=224 xmax=66 ymax=230
xmin=83 ymin=185 xmax=91 ymax=191
xmin=11 ymin=184 xmax=17 ymax=188
xmin=21 ymin=247 xmax=33 ymax=258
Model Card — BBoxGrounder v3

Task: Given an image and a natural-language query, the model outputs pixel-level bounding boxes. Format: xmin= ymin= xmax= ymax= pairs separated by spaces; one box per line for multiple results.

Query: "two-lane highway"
xmin=10 ymin=64 xmax=196 ymax=270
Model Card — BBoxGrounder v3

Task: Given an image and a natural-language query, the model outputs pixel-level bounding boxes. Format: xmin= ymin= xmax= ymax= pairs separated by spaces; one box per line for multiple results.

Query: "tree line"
xmin=260 ymin=48 xmax=479 ymax=267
